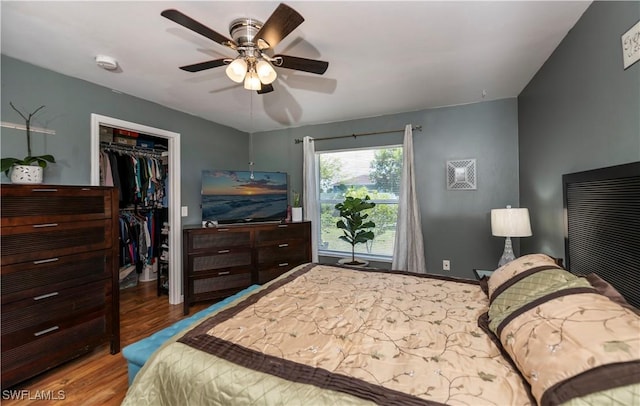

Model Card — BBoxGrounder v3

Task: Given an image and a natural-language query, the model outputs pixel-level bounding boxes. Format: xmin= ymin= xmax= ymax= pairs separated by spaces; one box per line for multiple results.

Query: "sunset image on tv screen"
xmin=201 ymin=170 xmax=288 ymax=223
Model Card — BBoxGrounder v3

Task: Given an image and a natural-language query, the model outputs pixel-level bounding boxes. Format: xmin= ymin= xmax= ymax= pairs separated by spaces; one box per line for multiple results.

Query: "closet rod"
xmin=100 ymin=141 xmax=164 ymax=157
xmin=293 ymin=125 xmax=421 ymax=144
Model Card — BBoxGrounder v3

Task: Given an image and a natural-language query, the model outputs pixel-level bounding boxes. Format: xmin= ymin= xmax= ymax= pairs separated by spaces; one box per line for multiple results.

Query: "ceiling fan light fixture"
xmin=162 ymin=4 xmax=327 ymax=94
xmin=244 ymin=70 xmax=261 ymax=90
xmin=256 ymin=60 xmax=277 ymax=84
xmin=226 ymin=58 xmax=248 ymax=83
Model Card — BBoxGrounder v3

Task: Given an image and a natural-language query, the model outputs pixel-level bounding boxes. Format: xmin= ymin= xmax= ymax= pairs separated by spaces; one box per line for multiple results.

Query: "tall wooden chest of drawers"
xmin=1 ymin=184 xmax=120 ymax=388
xmin=183 ymin=222 xmax=311 ymax=314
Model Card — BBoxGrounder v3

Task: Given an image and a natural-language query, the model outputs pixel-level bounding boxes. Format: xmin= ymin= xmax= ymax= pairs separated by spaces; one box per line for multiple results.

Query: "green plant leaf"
xmin=37 ymin=155 xmax=56 ymax=163
xmin=1 ymin=158 xmax=20 ymax=175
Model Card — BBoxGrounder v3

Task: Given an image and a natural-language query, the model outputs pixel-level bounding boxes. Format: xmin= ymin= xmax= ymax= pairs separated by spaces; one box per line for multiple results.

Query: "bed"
xmin=122 ymin=258 xmax=639 ymax=405
xmin=122 ymin=163 xmax=640 ymax=405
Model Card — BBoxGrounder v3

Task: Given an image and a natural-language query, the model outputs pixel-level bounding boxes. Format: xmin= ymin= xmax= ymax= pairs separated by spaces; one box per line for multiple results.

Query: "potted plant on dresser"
xmin=291 ymin=190 xmax=303 ymax=222
xmin=335 ymin=195 xmax=376 ymax=266
xmin=1 ymin=103 xmax=55 ymax=184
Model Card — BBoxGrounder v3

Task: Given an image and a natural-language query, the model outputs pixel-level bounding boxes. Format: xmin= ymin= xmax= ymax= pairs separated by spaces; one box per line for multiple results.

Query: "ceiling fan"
xmin=161 ymin=3 xmax=329 ymax=94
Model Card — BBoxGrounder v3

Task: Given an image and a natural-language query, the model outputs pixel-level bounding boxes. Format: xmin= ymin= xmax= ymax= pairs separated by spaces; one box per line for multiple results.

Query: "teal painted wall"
xmin=518 ymin=1 xmax=640 ymax=260
xmin=1 ymin=55 xmax=520 ymax=278
xmin=0 ymin=55 xmax=248 ymax=226
xmin=253 ymin=99 xmax=520 ymax=277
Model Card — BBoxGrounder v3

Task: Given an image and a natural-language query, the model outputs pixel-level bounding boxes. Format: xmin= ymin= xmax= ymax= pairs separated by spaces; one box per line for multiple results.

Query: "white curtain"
xmin=392 ymin=124 xmax=427 ymax=272
xmin=302 ymin=136 xmax=319 ymax=262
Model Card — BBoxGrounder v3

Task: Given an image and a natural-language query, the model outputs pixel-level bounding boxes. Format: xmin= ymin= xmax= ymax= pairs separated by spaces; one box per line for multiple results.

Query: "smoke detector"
xmin=95 ymin=55 xmax=118 ymax=70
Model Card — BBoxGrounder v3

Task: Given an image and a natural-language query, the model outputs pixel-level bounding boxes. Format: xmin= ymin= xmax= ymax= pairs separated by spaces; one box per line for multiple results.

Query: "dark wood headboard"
xmin=563 ymin=161 xmax=640 ymax=308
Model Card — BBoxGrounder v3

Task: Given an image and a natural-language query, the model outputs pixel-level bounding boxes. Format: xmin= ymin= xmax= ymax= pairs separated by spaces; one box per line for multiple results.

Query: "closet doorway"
xmin=90 ymin=114 xmax=182 ymax=305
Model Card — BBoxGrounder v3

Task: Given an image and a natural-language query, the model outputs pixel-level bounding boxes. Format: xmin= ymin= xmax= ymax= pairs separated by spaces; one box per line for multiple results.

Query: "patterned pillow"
xmin=486 ymin=253 xmax=560 ymax=301
xmin=484 ymin=254 xmax=640 ymax=405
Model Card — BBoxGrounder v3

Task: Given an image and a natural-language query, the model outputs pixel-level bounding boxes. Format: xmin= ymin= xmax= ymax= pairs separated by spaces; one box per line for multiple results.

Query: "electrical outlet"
xmin=443 ymin=260 xmax=450 ymax=271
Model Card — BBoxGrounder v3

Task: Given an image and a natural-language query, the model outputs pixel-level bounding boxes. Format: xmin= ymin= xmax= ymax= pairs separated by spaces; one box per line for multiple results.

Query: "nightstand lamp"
xmin=491 ymin=205 xmax=532 ymax=267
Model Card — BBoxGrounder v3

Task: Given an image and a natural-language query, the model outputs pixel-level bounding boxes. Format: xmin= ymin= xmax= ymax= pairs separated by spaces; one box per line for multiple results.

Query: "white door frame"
xmin=90 ymin=114 xmax=182 ymax=305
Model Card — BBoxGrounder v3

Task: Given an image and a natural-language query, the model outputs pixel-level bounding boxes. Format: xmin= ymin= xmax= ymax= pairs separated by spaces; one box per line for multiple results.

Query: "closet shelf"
xmin=100 ymin=141 xmax=164 ymax=157
xmin=1 ymin=121 xmax=56 ymax=135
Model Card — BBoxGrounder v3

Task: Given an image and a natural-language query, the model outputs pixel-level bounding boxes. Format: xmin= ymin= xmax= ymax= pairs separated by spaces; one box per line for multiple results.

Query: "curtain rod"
xmin=293 ymin=125 xmax=422 ymax=144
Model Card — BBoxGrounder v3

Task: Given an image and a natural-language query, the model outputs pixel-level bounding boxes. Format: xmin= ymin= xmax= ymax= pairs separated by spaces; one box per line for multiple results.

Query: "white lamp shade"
xmin=243 ymin=70 xmax=261 ymax=90
xmin=256 ymin=60 xmax=277 ymax=84
xmin=491 ymin=207 xmax=532 ymax=237
xmin=226 ymin=58 xmax=247 ymax=83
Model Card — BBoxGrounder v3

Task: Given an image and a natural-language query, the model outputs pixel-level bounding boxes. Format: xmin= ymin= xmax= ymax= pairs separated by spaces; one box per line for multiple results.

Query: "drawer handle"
xmin=217 ymin=228 xmax=229 ymax=232
xmin=218 ymin=271 xmax=230 ymax=276
xmin=278 ymin=224 xmax=288 ymax=228
xmin=217 ymin=249 xmax=230 ymax=254
xmin=278 ymin=262 xmax=289 ymax=267
xmin=34 ymin=292 xmax=59 ymax=301
xmin=278 ymin=243 xmax=289 ymax=248
xmin=34 ymin=326 xmax=59 ymax=337
xmin=32 ymin=188 xmax=58 ymax=192
xmin=33 ymin=257 xmax=60 ymax=265
xmin=33 ymin=223 xmax=58 ymax=228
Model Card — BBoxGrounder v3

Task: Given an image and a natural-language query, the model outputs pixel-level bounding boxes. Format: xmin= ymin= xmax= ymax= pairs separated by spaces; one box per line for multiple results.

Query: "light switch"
xmin=181 ymin=206 xmax=188 ymax=217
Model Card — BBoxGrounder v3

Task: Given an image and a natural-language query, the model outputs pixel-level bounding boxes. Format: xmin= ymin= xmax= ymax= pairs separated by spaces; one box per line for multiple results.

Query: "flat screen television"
xmin=201 ymin=170 xmax=288 ymax=224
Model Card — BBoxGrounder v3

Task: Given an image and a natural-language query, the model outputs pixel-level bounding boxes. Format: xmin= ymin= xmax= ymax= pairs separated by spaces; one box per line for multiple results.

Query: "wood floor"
xmin=2 ymin=280 xmax=211 ymax=405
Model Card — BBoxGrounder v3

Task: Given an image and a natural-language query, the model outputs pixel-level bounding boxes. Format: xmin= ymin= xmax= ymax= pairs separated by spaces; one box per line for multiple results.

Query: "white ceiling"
xmin=1 ymin=1 xmax=591 ymax=133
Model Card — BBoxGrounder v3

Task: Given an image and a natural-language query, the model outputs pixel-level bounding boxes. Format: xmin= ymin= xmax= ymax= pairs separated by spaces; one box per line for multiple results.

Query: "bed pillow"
xmin=488 ymin=263 xmax=591 ymax=334
xmin=585 ymin=273 xmax=640 ymax=315
xmin=485 ymin=256 xmax=640 ymax=405
xmin=486 ymin=253 xmax=560 ymax=302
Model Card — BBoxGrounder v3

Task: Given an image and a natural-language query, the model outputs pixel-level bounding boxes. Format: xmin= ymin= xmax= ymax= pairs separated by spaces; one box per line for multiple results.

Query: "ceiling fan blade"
xmin=257 ymin=83 xmax=274 ymax=94
xmin=179 ymin=59 xmax=228 ymax=72
xmin=161 ymin=9 xmax=237 ymax=48
xmin=254 ymin=4 xmax=304 ymax=50
xmin=273 ymin=55 xmax=328 ymax=75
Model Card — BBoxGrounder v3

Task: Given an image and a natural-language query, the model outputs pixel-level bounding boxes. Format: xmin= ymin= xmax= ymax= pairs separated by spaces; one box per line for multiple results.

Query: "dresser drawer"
xmin=255 ymin=223 xmax=308 ymax=244
xmin=1 ymin=315 xmax=107 ymax=389
xmin=1 ymin=280 xmax=110 ymax=350
xmin=1 ymin=186 xmax=113 ymax=227
xmin=186 ymin=228 xmax=251 ymax=253
xmin=191 ymin=271 xmax=252 ymax=299
xmin=1 ymin=250 xmax=111 ymax=304
xmin=190 ymin=250 xmax=252 ymax=274
xmin=258 ymin=263 xmax=303 ymax=284
xmin=257 ymin=241 xmax=309 ymax=265
xmin=1 ymin=219 xmax=112 ymax=266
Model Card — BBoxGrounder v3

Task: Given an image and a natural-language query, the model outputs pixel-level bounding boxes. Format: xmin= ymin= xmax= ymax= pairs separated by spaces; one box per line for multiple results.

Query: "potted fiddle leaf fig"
xmin=335 ymin=195 xmax=376 ymax=266
xmin=1 ymin=102 xmax=55 ymax=184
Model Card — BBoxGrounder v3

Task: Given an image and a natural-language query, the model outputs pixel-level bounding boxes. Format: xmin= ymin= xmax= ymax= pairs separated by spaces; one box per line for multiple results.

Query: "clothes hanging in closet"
xmin=119 ymin=210 xmax=166 ymax=271
xmin=100 ymin=150 xmax=166 ymax=208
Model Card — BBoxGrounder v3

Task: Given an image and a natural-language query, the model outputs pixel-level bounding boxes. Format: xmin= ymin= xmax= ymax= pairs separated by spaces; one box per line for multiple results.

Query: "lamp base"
xmin=498 ymin=236 xmax=516 ymax=267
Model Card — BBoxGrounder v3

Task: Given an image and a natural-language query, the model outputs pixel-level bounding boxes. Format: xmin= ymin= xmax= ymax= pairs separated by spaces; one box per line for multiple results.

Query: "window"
xmin=318 ymin=146 xmax=403 ymax=259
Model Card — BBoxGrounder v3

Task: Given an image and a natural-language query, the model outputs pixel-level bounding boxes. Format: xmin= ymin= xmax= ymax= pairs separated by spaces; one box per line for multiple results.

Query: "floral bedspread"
xmin=178 ymin=264 xmax=532 ymax=405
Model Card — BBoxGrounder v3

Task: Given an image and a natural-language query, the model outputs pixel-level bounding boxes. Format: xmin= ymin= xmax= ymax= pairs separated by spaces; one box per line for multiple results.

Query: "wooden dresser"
xmin=0 ymin=184 xmax=120 ymax=388
xmin=183 ymin=221 xmax=311 ymax=314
